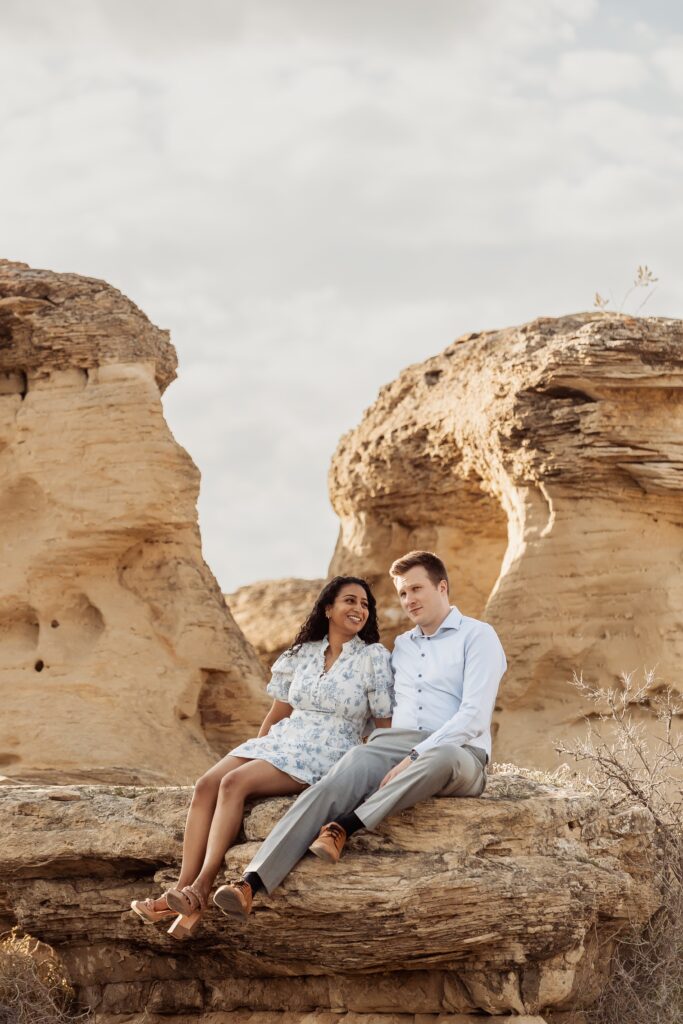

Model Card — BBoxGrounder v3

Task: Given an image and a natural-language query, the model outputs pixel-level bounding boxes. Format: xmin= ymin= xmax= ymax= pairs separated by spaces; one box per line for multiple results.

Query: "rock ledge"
xmin=0 ymin=769 xmax=659 ymax=1021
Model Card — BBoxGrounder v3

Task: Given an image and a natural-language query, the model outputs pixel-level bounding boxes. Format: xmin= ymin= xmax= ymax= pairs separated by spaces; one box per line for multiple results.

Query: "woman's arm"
xmin=373 ymin=716 xmax=392 ymax=729
xmin=257 ymin=699 xmax=294 ymax=738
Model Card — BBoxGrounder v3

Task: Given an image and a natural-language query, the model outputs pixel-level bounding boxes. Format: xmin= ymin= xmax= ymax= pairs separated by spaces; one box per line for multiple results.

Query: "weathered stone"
xmin=206 ymin=976 xmax=331 ymax=1012
xmin=226 ymin=578 xmax=326 ymax=670
xmin=99 ymin=981 xmax=151 ymax=1014
xmin=327 ymin=313 xmax=683 ymax=766
xmin=0 ymin=772 xmax=659 ymax=1018
xmin=329 ymin=972 xmax=444 ymax=1013
xmin=147 ymin=977 xmax=205 ymax=1012
xmin=77 ymin=1013 xmax=553 ymax=1023
xmin=0 ymin=260 xmax=269 ymax=786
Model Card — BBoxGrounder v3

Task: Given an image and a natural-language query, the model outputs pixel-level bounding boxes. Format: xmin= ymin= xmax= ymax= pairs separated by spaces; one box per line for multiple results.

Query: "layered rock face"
xmin=227 ymin=578 xmax=325 ymax=670
xmin=0 ymin=772 xmax=659 ymax=1021
xmin=0 ymin=260 xmax=268 ymax=785
xmin=329 ymin=314 xmax=683 ymax=766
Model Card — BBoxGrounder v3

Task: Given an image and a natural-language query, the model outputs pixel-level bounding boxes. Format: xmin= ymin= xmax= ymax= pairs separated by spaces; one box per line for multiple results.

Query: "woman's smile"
xmin=326 ymin=583 xmax=370 ymax=636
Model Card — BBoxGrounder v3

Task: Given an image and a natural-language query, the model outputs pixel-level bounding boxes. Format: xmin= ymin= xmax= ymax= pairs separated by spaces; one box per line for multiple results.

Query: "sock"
xmin=243 ymin=871 xmax=264 ymax=895
xmin=334 ymin=810 xmax=365 ymax=838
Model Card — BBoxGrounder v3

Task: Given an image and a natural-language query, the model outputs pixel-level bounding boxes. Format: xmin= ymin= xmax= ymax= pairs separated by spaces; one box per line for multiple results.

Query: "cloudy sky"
xmin=2 ymin=0 xmax=681 ymax=591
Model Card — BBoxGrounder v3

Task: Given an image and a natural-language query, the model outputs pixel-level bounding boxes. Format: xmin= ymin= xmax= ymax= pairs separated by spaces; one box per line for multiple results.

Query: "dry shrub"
xmin=557 ymin=670 xmax=683 ymax=1024
xmin=0 ymin=930 xmax=89 ymax=1024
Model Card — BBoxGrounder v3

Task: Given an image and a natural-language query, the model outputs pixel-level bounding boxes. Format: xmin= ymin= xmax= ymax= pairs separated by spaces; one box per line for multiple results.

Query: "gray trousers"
xmin=246 ymin=727 xmax=487 ymax=893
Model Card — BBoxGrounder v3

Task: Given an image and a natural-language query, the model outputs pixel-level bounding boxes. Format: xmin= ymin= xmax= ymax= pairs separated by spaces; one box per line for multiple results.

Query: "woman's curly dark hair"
xmin=288 ymin=576 xmax=379 ymax=651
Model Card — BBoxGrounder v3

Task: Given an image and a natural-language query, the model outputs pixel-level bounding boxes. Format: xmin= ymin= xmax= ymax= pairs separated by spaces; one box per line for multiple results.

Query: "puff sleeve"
xmin=266 ymin=646 xmax=300 ymax=702
xmin=365 ymin=643 xmax=394 ymax=719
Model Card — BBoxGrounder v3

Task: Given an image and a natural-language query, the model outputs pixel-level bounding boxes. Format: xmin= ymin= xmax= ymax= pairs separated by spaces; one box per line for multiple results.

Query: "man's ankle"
xmin=334 ymin=811 xmax=364 ymax=838
xmin=243 ymin=871 xmax=265 ymax=895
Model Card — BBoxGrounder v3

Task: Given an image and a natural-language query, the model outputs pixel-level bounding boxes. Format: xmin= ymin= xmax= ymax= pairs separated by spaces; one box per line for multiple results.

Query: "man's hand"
xmin=379 ymin=755 xmax=413 ymax=789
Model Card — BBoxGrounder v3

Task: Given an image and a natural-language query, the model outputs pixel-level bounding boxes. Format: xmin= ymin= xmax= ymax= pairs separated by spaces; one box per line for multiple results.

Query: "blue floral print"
xmin=229 ymin=635 xmax=394 ymax=784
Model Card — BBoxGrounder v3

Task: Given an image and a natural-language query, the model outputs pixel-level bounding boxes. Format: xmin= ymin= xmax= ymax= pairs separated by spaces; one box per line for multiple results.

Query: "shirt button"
xmin=421 ymin=654 xmax=425 ymax=658
xmin=418 ymin=689 xmax=422 ymax=693
xmin=419 ymin=705 xmax=423 ymax=710
xmin=418 ymin=674 xmax=422 ymax=678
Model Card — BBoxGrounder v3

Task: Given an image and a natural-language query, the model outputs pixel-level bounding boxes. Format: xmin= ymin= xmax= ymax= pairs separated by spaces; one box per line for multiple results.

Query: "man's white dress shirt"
xmin=390 ymin=606 xmax=506 ymax=761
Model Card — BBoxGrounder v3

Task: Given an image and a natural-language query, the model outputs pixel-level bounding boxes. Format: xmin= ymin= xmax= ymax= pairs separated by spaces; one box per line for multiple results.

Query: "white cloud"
xmin=653 ymin=38 xmax=683 ymax=94
xmin=551 ymin=49 xmax=649 ymax=97
xmin=0 ymin=0 xmax=680 ymax=589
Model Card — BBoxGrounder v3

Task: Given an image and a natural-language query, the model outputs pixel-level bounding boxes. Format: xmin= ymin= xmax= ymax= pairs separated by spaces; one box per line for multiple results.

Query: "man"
xmin=213 ymin=550 xmax=506 ymax=917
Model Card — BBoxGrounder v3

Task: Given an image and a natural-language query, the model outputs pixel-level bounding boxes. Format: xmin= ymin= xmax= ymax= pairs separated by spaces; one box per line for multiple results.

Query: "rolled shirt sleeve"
xmin=413 ymin=624 xmax=506 ymax=757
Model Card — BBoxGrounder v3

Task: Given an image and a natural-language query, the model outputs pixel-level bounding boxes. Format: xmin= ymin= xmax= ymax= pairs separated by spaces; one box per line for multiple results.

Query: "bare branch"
xmin=557 ymin=668 xmax=683 ymax=1023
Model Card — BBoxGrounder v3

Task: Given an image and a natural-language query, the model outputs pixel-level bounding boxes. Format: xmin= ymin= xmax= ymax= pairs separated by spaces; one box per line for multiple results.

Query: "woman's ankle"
xmin=191 ymin=874 xmax=214 ymax=900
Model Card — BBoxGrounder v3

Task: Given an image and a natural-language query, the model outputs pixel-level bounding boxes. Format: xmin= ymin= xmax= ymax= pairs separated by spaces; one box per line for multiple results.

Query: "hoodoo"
xmin=328 ymin=313 xmax=683 ymax=766
xmin=0 ymin=260 xmax=268 ymax=785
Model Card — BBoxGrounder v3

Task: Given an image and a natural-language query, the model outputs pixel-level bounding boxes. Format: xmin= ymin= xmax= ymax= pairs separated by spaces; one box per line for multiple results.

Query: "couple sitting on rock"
xmin=131 ymin=549 xmax=507 ymax=938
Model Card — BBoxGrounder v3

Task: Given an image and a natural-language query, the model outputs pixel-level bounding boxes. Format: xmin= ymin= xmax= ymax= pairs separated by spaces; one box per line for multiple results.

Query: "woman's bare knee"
xmin=217 ymin=771 xmax=245 ymax=799
xmin=193 ymin=772 xmax=220 ymax=802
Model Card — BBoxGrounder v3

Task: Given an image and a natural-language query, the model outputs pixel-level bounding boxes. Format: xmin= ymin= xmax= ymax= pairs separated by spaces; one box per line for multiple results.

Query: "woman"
xmin=130 ymin=576 xmax=393 ymax=938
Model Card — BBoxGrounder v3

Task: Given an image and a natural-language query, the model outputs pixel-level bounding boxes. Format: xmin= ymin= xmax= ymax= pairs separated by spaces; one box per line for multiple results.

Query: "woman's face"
xmin=326 ymin=583 xmax=370 ymax=637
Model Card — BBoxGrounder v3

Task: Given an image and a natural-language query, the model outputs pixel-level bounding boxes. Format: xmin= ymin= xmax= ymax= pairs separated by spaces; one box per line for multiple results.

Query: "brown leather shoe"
xmin=212 ymin=879 xmax=253 ymax=918
xmin=309 ymin=822 xmax=347 ymax=863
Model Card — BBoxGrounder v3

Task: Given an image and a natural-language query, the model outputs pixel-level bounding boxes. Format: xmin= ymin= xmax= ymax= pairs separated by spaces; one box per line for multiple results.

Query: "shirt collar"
xmin=410 ymin=605 xmax=463 ymax=639
xmin=321 ymin=633 xmax=365 ymax=654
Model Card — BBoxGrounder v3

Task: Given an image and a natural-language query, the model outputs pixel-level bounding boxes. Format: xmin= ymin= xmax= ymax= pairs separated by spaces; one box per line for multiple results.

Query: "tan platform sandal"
xmin=165 ymin=885 xmax=206 ymax=941
xmin=130 ymin=897 xmax=177 ymax=925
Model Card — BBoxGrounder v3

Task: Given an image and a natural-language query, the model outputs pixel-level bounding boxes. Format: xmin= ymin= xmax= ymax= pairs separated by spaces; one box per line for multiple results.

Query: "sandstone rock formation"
xmin=0 ymin=260 xmax=269 ymax=785
xmin=328 ymin=314 xmax=683 ymax=767
xmin=0 ymin=772 xmax=659 ymax=1022
xmin=227 ymin=578 xmax=325 ymax=670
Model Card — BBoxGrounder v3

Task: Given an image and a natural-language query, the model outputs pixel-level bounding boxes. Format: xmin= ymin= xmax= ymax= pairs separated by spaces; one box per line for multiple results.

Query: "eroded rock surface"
xmin=0 ymin=772 xmax=659 ymax=1021
xmin=328 ymin=314 xmax=683 ymax=766
xmin=227 ymin=578 xmax=325 ymax=670
xmin=0 ymin=260 xmax=268 ymax=785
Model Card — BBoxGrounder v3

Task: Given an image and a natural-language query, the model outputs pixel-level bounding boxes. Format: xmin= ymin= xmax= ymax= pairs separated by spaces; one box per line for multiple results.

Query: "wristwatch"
xmin=408 ymin=749 xmax=419 ymax=762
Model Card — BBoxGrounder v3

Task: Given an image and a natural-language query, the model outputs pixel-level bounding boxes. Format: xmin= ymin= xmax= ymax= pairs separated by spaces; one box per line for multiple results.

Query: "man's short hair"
xmin=389 ymin=550 xmax=449 ymax=592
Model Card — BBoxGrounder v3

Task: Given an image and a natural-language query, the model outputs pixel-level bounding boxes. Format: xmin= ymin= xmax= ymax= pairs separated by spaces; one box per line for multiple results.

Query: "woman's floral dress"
xmin=229 ymin=634 xmax=394 ymax=784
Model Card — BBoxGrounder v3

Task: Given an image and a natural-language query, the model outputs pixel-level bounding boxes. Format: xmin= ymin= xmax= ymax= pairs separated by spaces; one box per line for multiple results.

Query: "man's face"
xmin=393 ymin=565 xmax=449 ymax=632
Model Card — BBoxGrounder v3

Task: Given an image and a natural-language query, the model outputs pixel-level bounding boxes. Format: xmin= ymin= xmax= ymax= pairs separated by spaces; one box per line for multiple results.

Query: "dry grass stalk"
xmin=593 ymin=264 xmax=659 ymax=315
xmin=557 ymin=669 xmax=683 ymax=1024
xmin=0 ymin=930 xmax=89 ymax=1024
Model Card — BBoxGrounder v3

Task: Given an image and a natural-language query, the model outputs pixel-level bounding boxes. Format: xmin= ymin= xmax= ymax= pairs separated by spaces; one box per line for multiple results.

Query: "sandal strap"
xmin=145 ymin=897 xmax=172 ymax=913
xmin=182 ymin=885 xmax=206 ymax=911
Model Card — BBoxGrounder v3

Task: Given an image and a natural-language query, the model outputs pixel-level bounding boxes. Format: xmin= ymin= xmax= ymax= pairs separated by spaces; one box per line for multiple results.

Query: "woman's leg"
xmin=191 ymin=760 xmax=306 ymax=903
xmin=149 ymin=753 xmax=248 ymax=910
